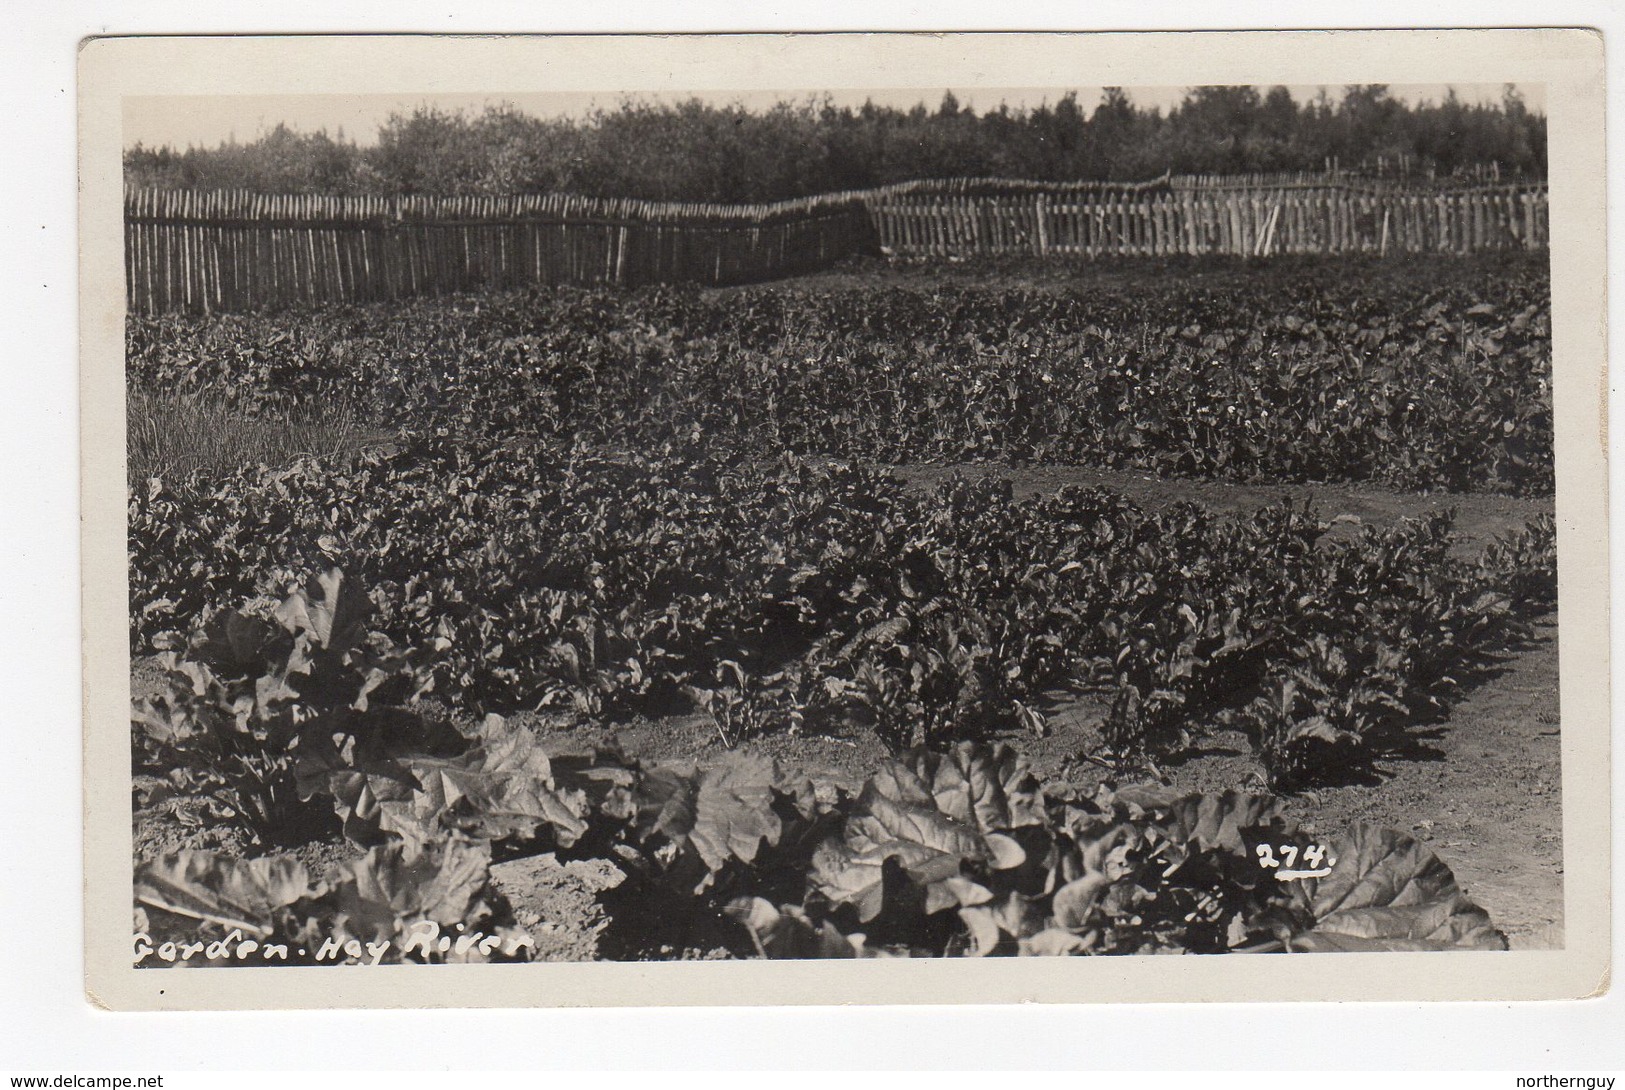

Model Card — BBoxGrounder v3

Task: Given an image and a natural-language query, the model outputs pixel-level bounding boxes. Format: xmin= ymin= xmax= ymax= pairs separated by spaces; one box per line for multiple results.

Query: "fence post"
xmin=1258 ymin=199 xmax=1281 ymax=257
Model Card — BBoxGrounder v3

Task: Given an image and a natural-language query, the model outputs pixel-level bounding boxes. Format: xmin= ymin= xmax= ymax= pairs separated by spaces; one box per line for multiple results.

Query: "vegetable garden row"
xmin=128 ymin=254 xmax=1553 ymax=495
xmin=133 ymin=441 xmax=1556 ymax=785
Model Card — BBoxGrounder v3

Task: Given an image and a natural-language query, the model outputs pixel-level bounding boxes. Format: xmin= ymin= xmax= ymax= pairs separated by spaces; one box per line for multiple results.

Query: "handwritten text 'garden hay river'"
xmin=134 ymin=922 xmax=532 ymax=966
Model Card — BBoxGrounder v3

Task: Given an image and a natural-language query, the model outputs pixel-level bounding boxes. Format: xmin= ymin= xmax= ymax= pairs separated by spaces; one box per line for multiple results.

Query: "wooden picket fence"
xmin=124 ymin=188 xmax=877 ymax=314
xmin=124 ymin=177 xmax=1549 ymax=314
xmin=870 ymin=184 xmax=1548 ymax=259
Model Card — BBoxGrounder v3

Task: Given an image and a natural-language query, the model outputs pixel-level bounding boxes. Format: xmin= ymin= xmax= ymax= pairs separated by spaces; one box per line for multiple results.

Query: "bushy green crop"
xmin=127 ymin=255 xmax=1553 ymax=496
xmin=131 ymin=439 xmax=1553 ymax=788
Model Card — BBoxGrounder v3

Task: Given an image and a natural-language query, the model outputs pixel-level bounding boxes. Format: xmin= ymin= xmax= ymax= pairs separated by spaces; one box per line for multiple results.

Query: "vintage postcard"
xmin=80 ymin=29 xmax=1609 ymax=1010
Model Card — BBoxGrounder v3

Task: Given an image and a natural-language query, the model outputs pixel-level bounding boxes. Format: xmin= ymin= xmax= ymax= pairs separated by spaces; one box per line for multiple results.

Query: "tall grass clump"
xmin=127 ymin=385 xmax=387 ymax=485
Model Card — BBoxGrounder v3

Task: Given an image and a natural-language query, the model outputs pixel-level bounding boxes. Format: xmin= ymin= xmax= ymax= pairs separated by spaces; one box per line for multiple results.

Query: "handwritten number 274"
xmin=1255 ymin=843 xmax=1326 ymax=869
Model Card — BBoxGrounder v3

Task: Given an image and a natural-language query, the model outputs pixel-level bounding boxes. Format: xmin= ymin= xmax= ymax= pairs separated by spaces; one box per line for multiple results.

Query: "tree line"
xmin=124 ymin=85 xmax=1546 ymax=203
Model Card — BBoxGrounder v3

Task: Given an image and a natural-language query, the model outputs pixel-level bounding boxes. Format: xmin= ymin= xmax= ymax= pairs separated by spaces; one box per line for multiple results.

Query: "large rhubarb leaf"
xmin=809 ymin=755 xmax=1028 ymax=922
xmin=885 ymin=742 xmax=1047 ymax=834
xmin=632 ymin=751 xmax=813 ymax=883
xmin=959 ymin=891 xmax=1045 ymax=955
xmin=1155 ymin=791 xmax=1283 ymax=855
xmin=273 ymin=567 xmax=371 ymax=653
xmin=135 ymin=851 xmax=319 ymax=936
xmin=726 ymin=896 xmax=865 ymax=959
xmin=334 ymin=837 xmax=495 ymax=945
xmin=298 ymin=715 xmax=589 ymax=848
xmin=295 ymin=738 xmax=430 ymax=844
xmin=1286 ymin=824 xmax=1507 ymax=951
xmin=411 ymin=717 xmax=589 ymax=845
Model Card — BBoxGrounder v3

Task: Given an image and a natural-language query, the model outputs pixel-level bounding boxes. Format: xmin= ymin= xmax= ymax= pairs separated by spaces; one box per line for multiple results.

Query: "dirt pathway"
xmin=891 ymin=462 xmax=1554 ymax=554
xmin=1292 ymin=617 xmax=1563 ymax=948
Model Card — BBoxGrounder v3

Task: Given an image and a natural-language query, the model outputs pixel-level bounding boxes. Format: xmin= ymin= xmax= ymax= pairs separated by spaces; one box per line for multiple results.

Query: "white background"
xmin=5 ymin=0 xmax=1622 ymax=1071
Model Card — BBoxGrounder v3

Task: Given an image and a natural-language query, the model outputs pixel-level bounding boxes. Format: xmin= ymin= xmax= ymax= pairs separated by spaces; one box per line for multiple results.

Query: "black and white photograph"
xmin=76 ymin=29 xmax=1610 ymax=1010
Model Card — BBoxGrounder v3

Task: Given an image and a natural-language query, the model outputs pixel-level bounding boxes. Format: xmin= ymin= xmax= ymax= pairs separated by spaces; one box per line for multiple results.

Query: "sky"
xmin=123 ymin=83 xmax=1542 ymax=150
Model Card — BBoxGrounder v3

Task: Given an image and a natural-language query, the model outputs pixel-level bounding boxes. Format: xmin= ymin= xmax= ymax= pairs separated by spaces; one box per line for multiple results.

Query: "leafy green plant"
xmin=722 ymin=743 xmax=1505 ymax=958
xmin=1248 ymin=675 xmax=1366 ymax=791
xmin=682 ymin=660 xmax=804 ymax=748
xmin=132 ymin=568 xmax=439 ymax=845
xmin=294 ymin=712 xmax=592 ymax=850
xmin=126 ymin=257 xmax=1549 ymax=966
xmin=134 ymin=836 xmax=534 ymax=966
xmin=1478 ymin=513 xmax=1559 ymax=615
